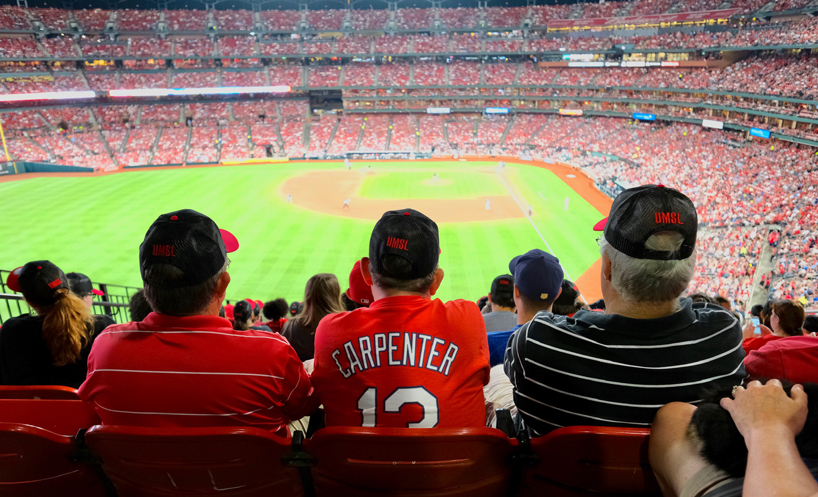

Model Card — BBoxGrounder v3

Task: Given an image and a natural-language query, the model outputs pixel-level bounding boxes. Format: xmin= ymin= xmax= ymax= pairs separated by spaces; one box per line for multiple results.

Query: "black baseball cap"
xmin=6 ymin=261 xmax=69 ymax=306
xmin=66 ymin=272 xmax=104 ymax=297
xmin=289 ymin=301 xmax=303 ymax=317
xmin=490 ymin=274 xmax=514 ymax=298
xmin=509 ymin=249 xmax=564 ymax=302
xmin=139 ymin=209 xmax=239 ymax=289
xmin=369 ymin=208 xmax=439 ymax=281
xmin=233 ymin=300 xmax=254 ymax=321
xmin=554 ymin=279 xmax=580 ymax=308
xmin=593 ymin=184 xmax=697 ymax=260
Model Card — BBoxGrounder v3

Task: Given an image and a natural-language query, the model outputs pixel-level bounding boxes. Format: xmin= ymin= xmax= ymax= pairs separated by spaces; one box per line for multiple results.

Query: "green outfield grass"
xmin=0 ymin=160 xmax=602 ymax=319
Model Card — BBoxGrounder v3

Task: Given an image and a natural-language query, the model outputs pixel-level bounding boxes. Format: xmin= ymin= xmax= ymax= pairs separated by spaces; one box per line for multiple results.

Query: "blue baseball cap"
xmin=509 ymin=249 xmax=564 ymax=302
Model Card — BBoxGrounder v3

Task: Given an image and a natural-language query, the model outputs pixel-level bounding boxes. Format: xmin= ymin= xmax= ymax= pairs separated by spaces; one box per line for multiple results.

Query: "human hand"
xmin=720 ymin=380 xmax=808 ymax=447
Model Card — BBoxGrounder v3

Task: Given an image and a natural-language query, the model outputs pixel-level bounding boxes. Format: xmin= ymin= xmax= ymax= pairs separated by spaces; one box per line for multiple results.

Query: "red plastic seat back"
xmin=0 ymin=385 xmax=80 ymax=400
xmin=0 ymin=423 xmax=107 ymax=497
xmin=84 ymin=425 xmax=303 ymax=497
xmin=519 ymin=426 xmax=660 ymax=496
xmin=0 ymin=400 xmax=100 ymax=436
xmin=304 ymin=427 xmax=517 ymax=497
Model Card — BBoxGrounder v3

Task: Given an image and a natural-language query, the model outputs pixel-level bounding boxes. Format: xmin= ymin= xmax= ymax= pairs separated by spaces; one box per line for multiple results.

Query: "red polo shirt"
xmin=742 ymin=334 xmax=786 ymax=355
xmin=78 ymin=312 xmax=317 ymax=435
xmin=745 ymin=336 xmax=818 ymax=383
xmin=311 ymin=295 xmax=490 ymax=428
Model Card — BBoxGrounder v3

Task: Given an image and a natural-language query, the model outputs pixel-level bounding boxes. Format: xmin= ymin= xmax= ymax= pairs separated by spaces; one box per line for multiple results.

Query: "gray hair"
xmin=143 ymin=260 xmax=227 ymax=316
xmin=600 ymin=232 xmax=696 ymax=303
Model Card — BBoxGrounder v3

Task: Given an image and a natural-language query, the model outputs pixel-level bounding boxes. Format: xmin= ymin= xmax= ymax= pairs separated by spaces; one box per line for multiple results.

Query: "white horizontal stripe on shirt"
xmin=92 ymin=400 xmax=282 ymax=418
xmin=87 ymin=368 xmax=284 ymax=380
xmin=513 ymin=407 xmax=564 ymax=429
xmin=520 ymin=372 xmax=717 ymax=408
xmin=99 ymin=329 xmax=291 ymax=345
xmin=516 ymin=392 xmax=653 ymax=426
xmin=524 ymin=358 xmax=745 ymax=388
xmin=527 ymin=338 xmax=745 ymax=370
xmin=534 ymin=317 xmax=738 ymax=350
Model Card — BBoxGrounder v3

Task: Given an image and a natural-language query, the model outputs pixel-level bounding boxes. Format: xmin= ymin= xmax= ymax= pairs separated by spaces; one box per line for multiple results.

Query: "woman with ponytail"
xmin=0 ymin=261 xmax=101 ymax=387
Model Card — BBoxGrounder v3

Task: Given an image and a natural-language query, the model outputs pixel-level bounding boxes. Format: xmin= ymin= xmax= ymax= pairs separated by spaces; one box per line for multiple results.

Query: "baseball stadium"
xmin=0 ymin=0 xmax=817 ymax=494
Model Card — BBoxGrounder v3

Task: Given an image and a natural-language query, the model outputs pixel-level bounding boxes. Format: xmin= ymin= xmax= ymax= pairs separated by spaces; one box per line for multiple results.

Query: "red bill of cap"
xmin=255 ymin=299 xmax=263 ymax=307
xmin=220 ymin=229 xmax=239 ymax=253
xmin=224 ymin=304 xmax=234 ymax=319
xmin=592 ymin=217 xmax=608 ymax=232
xmin=92 ymin=288 xmax=105 ymax=296
xmin=6 ymin=266 xmax=23 ymax=293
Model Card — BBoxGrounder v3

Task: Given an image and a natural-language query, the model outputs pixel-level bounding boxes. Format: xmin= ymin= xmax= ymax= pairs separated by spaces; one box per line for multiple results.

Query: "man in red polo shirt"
xmin=311 ymin=208 xmax=490 ymax=428
xmin=78 ymin=209 xmax=317 ymax=435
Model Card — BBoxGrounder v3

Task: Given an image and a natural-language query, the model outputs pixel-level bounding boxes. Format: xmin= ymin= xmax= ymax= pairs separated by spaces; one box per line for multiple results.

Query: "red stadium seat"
xmin=84 ymin=425 xmax=304 ymax=497
xmin=0 ymin=423 xmax=108 ymax=497
xmin=518 ymin=426 xmax=660 ymax=496
xmin=0 ymin=399 xmax=99 ymax=436
xmin=304 ymin=427 xmax=517 ymax=497
xmin=0 ymin=385 xmax=79 ymax=400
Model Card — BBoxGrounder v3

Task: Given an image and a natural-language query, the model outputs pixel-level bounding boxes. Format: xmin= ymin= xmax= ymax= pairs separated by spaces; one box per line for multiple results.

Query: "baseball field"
xmin=0 ymin=159 xmax=610 ymax=311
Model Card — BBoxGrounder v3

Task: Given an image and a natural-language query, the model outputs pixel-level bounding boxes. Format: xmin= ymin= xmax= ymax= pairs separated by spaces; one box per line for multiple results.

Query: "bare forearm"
xmin=744 ymin=426 xmax=818 ymax=497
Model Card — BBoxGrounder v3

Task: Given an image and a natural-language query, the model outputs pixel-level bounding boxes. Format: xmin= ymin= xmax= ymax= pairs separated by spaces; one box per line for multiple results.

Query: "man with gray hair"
xmin=504 ymin=185 xmax=745 ymax=436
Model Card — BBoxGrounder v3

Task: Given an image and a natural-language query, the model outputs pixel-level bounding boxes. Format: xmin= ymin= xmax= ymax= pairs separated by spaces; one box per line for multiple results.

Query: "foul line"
xmin=495 ymin=170 xmax=588 ymax=304
xmin=538 ymin=191 xmax=546 ymax=201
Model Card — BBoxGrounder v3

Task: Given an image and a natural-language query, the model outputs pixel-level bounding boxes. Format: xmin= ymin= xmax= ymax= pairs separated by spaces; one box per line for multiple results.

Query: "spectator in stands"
xmin=688 ymin=292 xmax=716 ymax=304
xmin=552 ymin=279 xmax=585 ymax=317
xmin=262 ymin=298 xmax=289 ymax=334
xmin=743 ymin=300 xmax=806 ymax=355
xmin=78 ymin=209 xmax=316 ymax=433
xmin=483 ymin=274 xmax=517 ymax=333
xmin=714 ymin=295 xmax=733 ymax=311
xmin=806 ymin=316 xmax=818 ymax=335
xmin=486 ymin=253 xmax=563 ymax=367
xmin=66 ymin=271 xmax=116 ymax=330
xmin=311 ymin=208 xmax=490 ymax=428
xmin=0 ymin=261 xmax=99 ymax=388
xmin=345 ymin=259 xmax=374 ymax=310
xmin=743 ymin=304 xmax=773 ymax=338
xmin=233 ymin=300 xmax=272 ymax=332
xmin=128 ymin=289 xmax=151 ymax=322
xmin=505 ymin=185 xmax=745 ymax=436
xmin=650 ymin=380 xmax=818 ymax=497
xmin=289 ymin=301 xmax=303 ymax=317
xmin=282 ymin=273 xmax=344 ymax=362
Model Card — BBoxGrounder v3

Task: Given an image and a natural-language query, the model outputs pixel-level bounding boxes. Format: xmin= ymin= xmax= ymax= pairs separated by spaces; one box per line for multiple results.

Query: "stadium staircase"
xmin=302 ymin=120 xmax=311 ymax=151
xmin=444 ymin=64 xmax=451 ymax=85
xmin=263 ymin=67 xmax=271 ymax=85
xmin=748 ymin=234 xmax=778 ymax=307
xmin=77 ymin=70 xmax=92 ymax=91
xmin=274 ymin=122 xmax=286 ymax=153
xmin=98 ymin=130 xmax=120 ymax=167
xmin=373 ymin=65 xmax=380 ymax=86
xmin=385 ymin=116 xmax=393 ymax=151
xmin=414 ymin=119 xmax=421 ymax=153
xmin=512 ymin=64 xmax=522 ymax=84
xmin=215 ymin=127 xmax=222 ymax=163
xmin=148 ymin=128 xmax=162 ymax=165
xmin=442 ymin=120 xmax=451 ymax=146
xmin=353 ymin=121 xmax=365 ymax=151
xmin=479 ymin=64 xmax=486 ymax=85
xmin=498 ymin=116 xmax=514 ymax=148
xmin=182 ymin=127 xmax=193 ymax=163
xmin=325 ymin=119 xmax=340 ymax=152
xmin=524 ymin=121 xmax=547 ymax=147
xmin=338 ymin=66 xmax=346 ymax=87
xmin=568 ymin=3 xmax=585 ymax=19
xmin=408 ymin=65 xmax=415 ymax=85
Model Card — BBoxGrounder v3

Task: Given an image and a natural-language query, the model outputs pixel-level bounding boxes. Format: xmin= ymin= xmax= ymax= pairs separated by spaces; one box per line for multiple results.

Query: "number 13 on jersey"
xmin=357 ymin=386 xmax=439 ymax=428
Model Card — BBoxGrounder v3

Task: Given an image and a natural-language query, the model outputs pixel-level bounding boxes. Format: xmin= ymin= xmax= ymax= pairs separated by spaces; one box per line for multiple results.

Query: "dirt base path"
xmin=279 ymin=168 xmax=526 ymax=223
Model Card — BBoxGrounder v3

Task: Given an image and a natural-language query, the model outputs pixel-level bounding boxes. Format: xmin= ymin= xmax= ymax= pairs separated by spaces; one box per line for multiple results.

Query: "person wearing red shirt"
xmin=78 ymin=209 xmax=317 ymax=435
xmin=742 ymin=300 xmax=806 ymax=355
xmin=311 ymin=208 xmax=490 ymax=428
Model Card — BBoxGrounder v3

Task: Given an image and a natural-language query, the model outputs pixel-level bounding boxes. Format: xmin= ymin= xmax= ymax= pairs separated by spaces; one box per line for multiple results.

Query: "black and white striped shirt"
xmin=504 ymin=299 xmax=745 ymax=436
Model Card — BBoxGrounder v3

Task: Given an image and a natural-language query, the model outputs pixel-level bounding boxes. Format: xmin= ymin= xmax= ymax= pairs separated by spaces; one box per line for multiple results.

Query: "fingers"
xmin=720 ymin=396 xmax=735 ymax=413
xmin=791 ymin=384 xmax=808 ymax=407
xmin=746 ymin=380 xmax=763 ymax=389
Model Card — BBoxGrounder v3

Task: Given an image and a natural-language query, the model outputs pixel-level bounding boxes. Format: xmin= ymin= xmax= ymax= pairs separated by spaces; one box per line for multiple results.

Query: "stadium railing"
xmin=0 ymin=400 xmax=661 ymax=497
xmin=0 ymin=267 xmax=139 ymax=325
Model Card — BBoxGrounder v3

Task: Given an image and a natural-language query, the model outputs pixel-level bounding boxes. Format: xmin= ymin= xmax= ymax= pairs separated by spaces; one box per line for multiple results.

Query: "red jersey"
xmin=742 ymin=334 xmax=786 ymax=355
xmin=745 ymin=336 xmax=818 ymax=384
xmin=78 ymin=312 xmax=318 ymax=435
xmin=311 ymin=296 xmax=490 ymax=428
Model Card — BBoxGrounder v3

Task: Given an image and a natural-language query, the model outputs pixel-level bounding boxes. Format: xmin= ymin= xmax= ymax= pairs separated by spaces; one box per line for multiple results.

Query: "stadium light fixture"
xmin=109 ymin=86 xmax=292 ymax=98
xmin=0 ymin=91 xmax=96 ymax=102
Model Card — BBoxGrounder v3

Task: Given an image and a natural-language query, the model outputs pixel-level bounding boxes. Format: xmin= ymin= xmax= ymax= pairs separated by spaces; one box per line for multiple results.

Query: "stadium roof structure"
xmin=1 ymin=0 xmax=566 ymax=13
